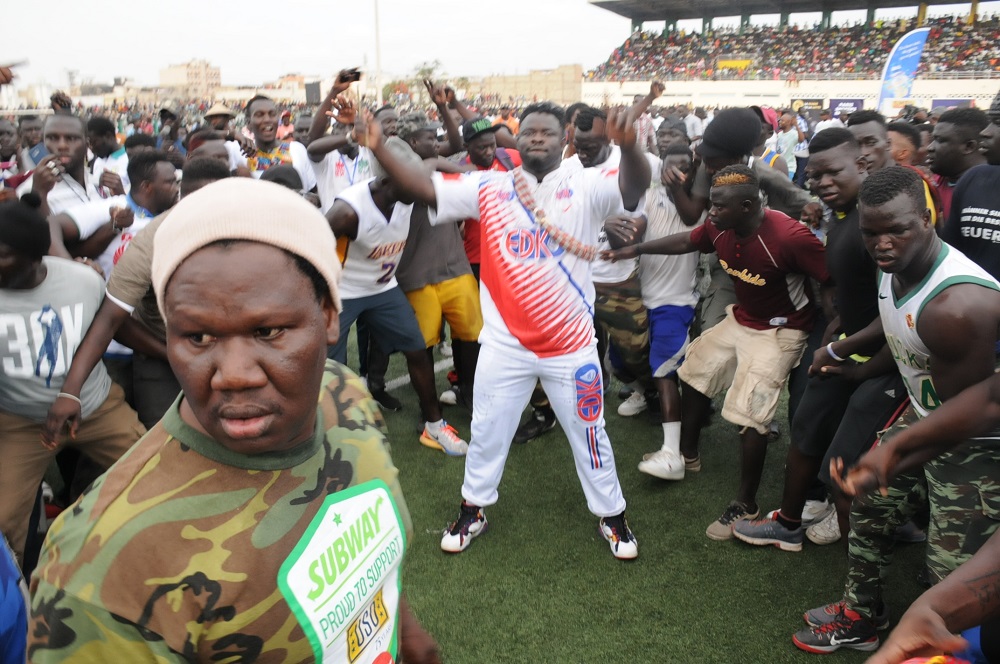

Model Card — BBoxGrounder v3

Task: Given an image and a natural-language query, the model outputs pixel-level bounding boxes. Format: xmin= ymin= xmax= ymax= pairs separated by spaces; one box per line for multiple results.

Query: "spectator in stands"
xmin=587 ymin=17 xmax=1000 ymax=82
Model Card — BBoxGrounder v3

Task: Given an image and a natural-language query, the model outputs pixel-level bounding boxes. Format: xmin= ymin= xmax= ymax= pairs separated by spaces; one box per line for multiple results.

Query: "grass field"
xmin=370 ymin=348 xmax=926 ymax=664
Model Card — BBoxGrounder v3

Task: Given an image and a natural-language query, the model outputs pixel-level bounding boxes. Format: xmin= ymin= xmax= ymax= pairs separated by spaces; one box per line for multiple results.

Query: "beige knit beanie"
xmin=151 ymin=178 xmax=341 ymax=319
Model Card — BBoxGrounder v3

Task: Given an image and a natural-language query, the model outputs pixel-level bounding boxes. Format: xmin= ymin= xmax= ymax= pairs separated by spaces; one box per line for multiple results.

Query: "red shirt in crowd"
xmin=690 ymin=209 xmax=830 ymax=332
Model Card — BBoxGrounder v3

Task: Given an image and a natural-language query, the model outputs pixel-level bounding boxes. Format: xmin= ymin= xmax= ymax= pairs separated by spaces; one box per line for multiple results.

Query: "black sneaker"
xmin=370 ymin=388 xmax=402 ymax=412
xmin=793 ymin=606 xmax=879 ymax=653
xmin=513 ymin=407 xmax=556 ymax=444
xmin=440 ymin=502 xmax=487 ymax=553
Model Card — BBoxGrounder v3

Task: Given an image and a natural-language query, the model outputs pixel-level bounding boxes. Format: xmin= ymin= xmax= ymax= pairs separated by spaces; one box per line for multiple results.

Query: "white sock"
xmin=661 ymin=422 xmax=681 ymax=456
xmin=426 ymin=419 xmax=444 ymax=435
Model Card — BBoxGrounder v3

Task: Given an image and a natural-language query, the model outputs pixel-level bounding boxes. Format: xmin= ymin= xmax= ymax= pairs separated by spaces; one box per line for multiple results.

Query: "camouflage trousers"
xmin=844 ymin=403 xmax=1000 ymax=617
xmin=594 ymin=275 xmax=652 ymax=387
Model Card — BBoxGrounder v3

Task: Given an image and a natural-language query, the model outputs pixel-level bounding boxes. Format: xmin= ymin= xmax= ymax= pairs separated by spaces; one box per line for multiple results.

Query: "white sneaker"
xmin=802 ymin=499 xmax=834 ymax=526
xmin=439 ymin=387 xmax=458 ymax=405
xmin=419 ymin=422 xmax=469 ymax=456
xmin=617 ymin=391 xmax=648 ymax=417
xmin=438 ymin=342 xmax=453 ymax=358
xmin=806 ymin=509 xmax=841 ymax=545
xmin=638 ymin=448 xmax=685 ymax=480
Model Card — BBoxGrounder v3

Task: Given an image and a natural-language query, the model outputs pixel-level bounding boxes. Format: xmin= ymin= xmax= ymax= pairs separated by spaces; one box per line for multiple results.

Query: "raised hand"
xmin=328 ymin=94 xmax=357 ymax=125
xmin=424 ymin=79 xmax=449 ymax=107
xmin=333 ymin=68 xmax=361 ymax=96
xmin=356 ymin=109 xmax=382 ymax=148
xmin=606 ymin=106 xmax=638 ymax=150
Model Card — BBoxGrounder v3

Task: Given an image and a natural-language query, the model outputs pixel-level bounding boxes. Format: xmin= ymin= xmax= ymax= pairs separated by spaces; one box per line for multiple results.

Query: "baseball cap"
xmin=750 ymin=105 xmax=779 ymax=132
xmin=396 ymin=112 xmax=442 ymax=141
xmin=462 ymin=116 xmax=502 ymax=143
xmin=696 ymin=108 xmax=763 ymax=159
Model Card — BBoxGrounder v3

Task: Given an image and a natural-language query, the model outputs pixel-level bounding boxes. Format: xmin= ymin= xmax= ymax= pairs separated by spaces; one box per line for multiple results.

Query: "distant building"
xmin=159 ymin=60 xmax=221 ymax=98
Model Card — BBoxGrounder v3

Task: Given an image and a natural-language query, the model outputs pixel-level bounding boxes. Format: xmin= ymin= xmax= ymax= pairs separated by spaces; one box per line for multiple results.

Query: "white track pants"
xmin=461 ymin=343 xmax=627 ymax=517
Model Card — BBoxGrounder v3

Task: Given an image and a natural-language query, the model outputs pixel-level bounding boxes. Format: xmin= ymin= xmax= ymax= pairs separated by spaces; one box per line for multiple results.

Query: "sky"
xmin=4 ymin=1 xmax=995 ymax=89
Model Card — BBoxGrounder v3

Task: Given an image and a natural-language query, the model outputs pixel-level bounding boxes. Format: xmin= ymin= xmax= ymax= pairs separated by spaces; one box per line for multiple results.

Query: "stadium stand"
xmin=588 ymin=14 xmax=1000 ymax=81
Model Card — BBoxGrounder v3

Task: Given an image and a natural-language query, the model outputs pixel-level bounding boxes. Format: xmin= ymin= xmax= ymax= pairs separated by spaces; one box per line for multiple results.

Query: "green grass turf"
xmin=364 ymin=346 xmax=926 ymax=663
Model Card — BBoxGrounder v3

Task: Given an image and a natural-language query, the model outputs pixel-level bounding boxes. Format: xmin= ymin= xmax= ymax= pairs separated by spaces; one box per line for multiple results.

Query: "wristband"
xmin=57 ymin=392 xmax=82 ymax=405
xmin=826 ymin=342 xmax=846 ymax=363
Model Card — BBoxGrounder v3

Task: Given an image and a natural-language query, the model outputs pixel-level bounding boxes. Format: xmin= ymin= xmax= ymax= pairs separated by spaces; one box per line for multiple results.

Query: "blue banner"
xmin=877 ymin=28 xmax=931 ymax=113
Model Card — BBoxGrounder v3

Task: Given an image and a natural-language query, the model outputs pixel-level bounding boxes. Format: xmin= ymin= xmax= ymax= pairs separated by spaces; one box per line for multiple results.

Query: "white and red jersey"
xmin=430 ymin=163 xmax=627 ymax=357
xmin=335 ymin=179 xmax=413 ymax=299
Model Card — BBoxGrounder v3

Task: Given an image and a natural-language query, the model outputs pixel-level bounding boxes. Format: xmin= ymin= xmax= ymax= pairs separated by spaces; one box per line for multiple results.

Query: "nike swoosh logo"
xmin=878 ymin=294 xmax=888 ymax=299
xmin=829 ymin=636 xmax=861 ymax=646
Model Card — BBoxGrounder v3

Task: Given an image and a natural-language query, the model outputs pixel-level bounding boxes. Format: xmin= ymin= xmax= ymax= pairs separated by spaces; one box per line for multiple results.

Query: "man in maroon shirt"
xmin=604 ymin=164 xmax=831 ymax=539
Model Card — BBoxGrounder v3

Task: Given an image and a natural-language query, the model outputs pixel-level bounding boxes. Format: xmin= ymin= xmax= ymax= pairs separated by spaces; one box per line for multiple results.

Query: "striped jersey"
xmin=430 ymin=163 xmax=628 ymax=357
xmin=335 ymin=179 xmax=413 ymax=299
xmin=879 ymin=242 xmax=1000 ymax=417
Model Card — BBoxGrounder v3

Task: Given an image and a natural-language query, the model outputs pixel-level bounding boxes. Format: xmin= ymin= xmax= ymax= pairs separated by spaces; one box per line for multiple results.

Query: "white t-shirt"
xmin=62 ymin=195 xmax=128 ymax=242
xmin=639 ymin=187 xmax=701 ymax=310
xmin=813 ymin=118 xmax=846 ymax=135
xmin=91 ymin=147 xmax=130 ymax=194
xmin=314 ymin=148 xmax=375 ymax=214
xmin=0 ymin=257 xmax=112 ymax=421
xmin=225 ymin=141 xmax=244 ymax=172
xmin=684 ymin=114 xmax=704 ymax=140
xmin=234 ymin=141 xmax=317 ymax=191
xmin=429 ymin=162 xmax=625 ymax=357
xmin=17 ymin=171 xmax=103 ymax=216
xmin=563 ymin=145 xmax=649 ymax=284
xmin=335 ymin=179 xmax=413 ymax=299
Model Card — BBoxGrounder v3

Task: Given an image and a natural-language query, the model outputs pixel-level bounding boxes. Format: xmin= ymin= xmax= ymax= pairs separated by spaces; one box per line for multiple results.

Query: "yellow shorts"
xmin=677 ymin=305 xmax=808 ymax=434
xmin=405 ymin=274 xmax=483 ymax=347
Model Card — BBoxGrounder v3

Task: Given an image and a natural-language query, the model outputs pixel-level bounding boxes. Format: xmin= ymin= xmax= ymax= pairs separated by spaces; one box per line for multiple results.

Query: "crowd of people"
xmin=1 ymin=54 xmax=1000 ymax=661
xmin=588 ymin=14 xmax=1000 ymax=81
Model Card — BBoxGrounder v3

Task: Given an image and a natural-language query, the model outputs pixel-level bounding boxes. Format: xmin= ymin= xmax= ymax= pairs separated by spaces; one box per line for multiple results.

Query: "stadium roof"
xmin=589 ymin=0 xmax=968 ymax=22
